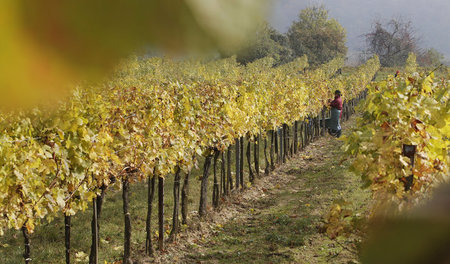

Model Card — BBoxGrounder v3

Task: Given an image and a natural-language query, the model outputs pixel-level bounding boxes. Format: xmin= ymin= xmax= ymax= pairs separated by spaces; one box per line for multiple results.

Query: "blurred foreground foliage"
xmin=361 ymin=183 xmax=450 ymax=264
xmin=0 ymin=0 xmax=267 ymax=109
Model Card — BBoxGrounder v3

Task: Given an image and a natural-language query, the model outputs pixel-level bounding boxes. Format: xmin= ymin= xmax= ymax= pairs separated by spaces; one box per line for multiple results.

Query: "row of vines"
xmin=0 ymin=55 xmax=380 ymax=263
xmin=343 ymin=53 xmax=449 ymax=212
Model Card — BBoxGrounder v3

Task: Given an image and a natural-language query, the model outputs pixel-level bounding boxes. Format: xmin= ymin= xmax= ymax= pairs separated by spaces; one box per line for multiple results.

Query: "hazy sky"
xmin=268 ymin=0 xmax=450 ymax=57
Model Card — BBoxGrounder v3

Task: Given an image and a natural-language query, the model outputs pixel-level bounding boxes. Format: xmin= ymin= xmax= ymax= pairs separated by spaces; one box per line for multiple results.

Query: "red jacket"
xmin=330 ymin=95 xmax=343 ymax=118
xmin=330 ymin=96 xmax=342 ymax=110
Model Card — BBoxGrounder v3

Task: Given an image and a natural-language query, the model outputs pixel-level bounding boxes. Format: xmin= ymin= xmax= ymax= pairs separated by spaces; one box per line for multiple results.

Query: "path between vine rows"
xmin=148 ymin=114 xmax=371 ymax=264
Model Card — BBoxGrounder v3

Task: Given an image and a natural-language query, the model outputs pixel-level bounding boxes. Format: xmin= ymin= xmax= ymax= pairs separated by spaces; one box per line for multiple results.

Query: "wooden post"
xmin=199 ymin=154 xmax=212 ymax=216
xmin=181 ymin=171 xmax=190 ymax=225
xmin=22 ymin=225 xmax=31 ymax=264
xmin=227 ymin=148 xmax=232 ymax=191
xmin=247 ymin=140 xmax=254 ymax=183
xmin=158 ymin=176 xmax=164 ymax=250
xmin=300 ymin=122 xmax=304 ymax=149
xmin=89 ymin=197 xmax=98 ymax=264
xmin=122 ymin=176 xmax=132 ymax=264
xmin=254 ymin=134 xmax=260 ymax=177
xmin=280 ymin=127 xmax=284 ymax=163
xmin=316 ymin=116 xmax=319 ymax=138
xmin=264 ymin=133 xmax=270 ymax=174
xmin=145 ymin=175 xmax=156 ymax=255
xmin=221 ymin=152 xmax=226 ymax=195
xmin=212 ymin=151 xmax=220 ymax=208
xmin=270 ymin=130 xmax=275 ymax=171
xmin=169 ymin=167 xmax=181 ymax=241
xmin=346 ymin=103 xmax=350 ymax=121
xmin=402 ymin=144 xmax=417 ymax=191
xmin=89 ymin=187 xmax=105 ymax=264
xmin=235 ymin=138 xmax=240 ymax=189
xmin=274 ymin=128 xmax=279 ymax=164
xmin=240 ymin=137 xmax=244 ymax=188
xmin=294 ymin=121 xmax=298 ymax=154
xmin=65 ymin=215 xmax=71 ymax=264
xmin=306 ymin=120 xmax=309 ymax=145
xmin=322 ymin=108 xmax=326 ymax=136
xmin=283 ymin=124 xmax=288 ymax=162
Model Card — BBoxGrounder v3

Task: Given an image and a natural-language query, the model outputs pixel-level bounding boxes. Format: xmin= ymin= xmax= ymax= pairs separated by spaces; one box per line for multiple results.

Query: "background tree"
xmin=235 ymin=23 xmax=294 ymax=65
xmin=268 ymin=28 xmax=295 ymax=66
xmin=417 ymin=48 xmax=444 ymax=67
xmin=363 ymin=18 xmax=419 ymax=67
xmin=287 ymin=5 xmax=347 ymax=66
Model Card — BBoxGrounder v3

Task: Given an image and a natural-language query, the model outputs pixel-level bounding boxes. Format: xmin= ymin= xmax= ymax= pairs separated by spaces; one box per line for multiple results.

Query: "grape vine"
xmin=0 ymin=55 xmax=379 ymax=263
xmin=343 ymin=55 xmax=449 ymax=211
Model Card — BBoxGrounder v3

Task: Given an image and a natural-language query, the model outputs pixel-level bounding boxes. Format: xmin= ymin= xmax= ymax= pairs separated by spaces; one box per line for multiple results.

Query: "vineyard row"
xmin=0 ymin=55 xmax=380 ymax=263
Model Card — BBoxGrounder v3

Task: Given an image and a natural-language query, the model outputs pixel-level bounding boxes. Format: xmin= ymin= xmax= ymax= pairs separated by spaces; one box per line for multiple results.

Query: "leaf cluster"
xmin=342 ymin=57 xmax=449 ymax=211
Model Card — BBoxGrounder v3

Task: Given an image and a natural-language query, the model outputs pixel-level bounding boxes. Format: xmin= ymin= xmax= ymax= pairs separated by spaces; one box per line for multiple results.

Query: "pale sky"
xmin=268 ymin=0 xmax=450 ymax=58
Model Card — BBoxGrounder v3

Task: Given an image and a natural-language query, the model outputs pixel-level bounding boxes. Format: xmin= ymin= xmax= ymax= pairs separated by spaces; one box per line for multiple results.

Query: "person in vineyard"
xmin=326 ymin=90 xmax=343 ymax=138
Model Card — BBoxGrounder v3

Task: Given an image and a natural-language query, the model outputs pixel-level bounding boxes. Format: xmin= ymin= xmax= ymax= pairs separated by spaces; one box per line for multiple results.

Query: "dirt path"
xmin=150 ymin=115 xmax=371 ymax=264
